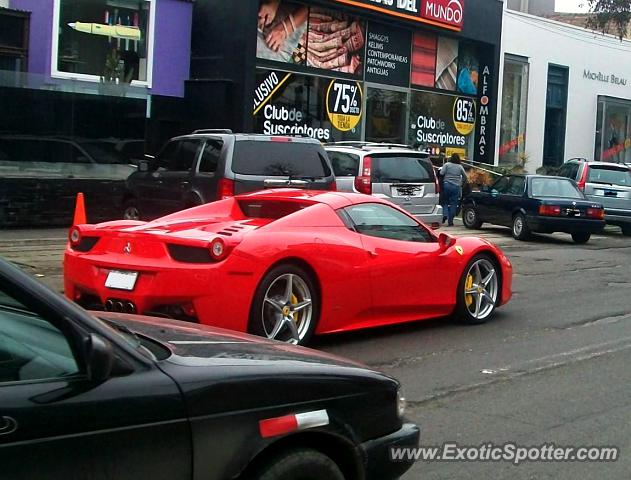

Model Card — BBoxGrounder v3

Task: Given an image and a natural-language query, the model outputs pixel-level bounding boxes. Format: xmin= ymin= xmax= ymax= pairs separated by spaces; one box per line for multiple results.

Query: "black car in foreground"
xmin=0 ymin=258 xmax=418 ymax=480
xmin=462 ymin=174 xmax=605 ymax=243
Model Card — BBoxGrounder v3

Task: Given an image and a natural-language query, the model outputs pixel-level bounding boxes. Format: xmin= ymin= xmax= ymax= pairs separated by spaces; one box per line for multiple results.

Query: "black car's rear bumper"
xmin=362 ymin=423 xmax=420 ymax=480
xmin=526 ymin=216 xmax=605 ymax=233
xmin=604 ymin=209 xmax=631 ymax=226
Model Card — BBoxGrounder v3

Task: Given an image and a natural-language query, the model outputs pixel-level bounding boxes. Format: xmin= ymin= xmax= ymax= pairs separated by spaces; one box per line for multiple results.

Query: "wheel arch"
xmin=237 ymin=431 xmax=363 ymax=480
xmin=259 ymin=256 xmax=322 ymax=304
xmin=511 ymin=207 xmax=527 ymax=218
xmin=183 ymin=190 xmax=204 ymax=209
xmin=471 ymin=248 xmax=503 ymax=293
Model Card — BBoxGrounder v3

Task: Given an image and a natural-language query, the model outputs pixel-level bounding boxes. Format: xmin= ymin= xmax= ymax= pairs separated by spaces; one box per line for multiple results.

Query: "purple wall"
xmin=11 ymin=0 xmax=53 ymax=76
xmin=152 ymin=0 xmax=192 ymax=97
xmin=9 ymin=0 xmax=192 ymax=98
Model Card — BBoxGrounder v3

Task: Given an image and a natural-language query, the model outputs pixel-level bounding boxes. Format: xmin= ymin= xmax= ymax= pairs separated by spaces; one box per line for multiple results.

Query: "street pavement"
xmin=1 ymin=221 xmax=630 ymax=478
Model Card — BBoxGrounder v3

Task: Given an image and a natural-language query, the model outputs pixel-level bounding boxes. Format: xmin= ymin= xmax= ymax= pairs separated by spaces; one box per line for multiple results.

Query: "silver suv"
xmin=325 ymin=142 xmax=442 ymax=228
xmin=558 ymin=158 xmax=631 ymax=236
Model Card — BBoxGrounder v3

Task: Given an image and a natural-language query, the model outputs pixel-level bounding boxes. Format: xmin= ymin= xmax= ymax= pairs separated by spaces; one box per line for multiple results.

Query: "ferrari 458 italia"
xmin=64 ymin=190 xmax=513 ymax=345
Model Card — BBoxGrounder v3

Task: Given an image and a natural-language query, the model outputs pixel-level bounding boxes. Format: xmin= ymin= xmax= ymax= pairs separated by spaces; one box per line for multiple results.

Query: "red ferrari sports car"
xmin=64 ymin=190 xmax=512 ymax=345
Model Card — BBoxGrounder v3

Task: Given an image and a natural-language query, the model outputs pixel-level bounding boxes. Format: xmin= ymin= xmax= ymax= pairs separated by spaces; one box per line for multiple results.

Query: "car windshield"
xmin=372 ymin=154 xmax=434 ymax=183
xmin=530 ymin=178 xmax=584 ymax=199
xmin=587 ymin=166 xmax=631 ymax=187
xmin=232 ymin=141 xmax=331 ymax=177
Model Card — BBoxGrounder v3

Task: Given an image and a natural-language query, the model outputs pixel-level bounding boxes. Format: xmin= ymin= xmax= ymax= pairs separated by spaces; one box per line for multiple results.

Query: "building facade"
xmin=497 ymin=9 xmax=631 ymax=171
xmin=1 ymin=0 xmax=503 ymax=226
xmin=189 ymin=0 xmax=504 ymax=166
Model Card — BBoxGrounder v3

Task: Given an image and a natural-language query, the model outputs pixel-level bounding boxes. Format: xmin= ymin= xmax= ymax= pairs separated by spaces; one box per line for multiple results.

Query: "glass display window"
xmin=52 ymin=0 xmax=153 ymax=84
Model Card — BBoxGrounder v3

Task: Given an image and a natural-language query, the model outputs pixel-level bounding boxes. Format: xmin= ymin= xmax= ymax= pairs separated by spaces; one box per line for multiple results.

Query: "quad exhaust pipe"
xmin=104 ymin=299 xmax=136 ymax=314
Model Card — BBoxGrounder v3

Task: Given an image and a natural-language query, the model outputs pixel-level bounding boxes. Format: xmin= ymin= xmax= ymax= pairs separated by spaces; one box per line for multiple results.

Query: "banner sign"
xmin=408 ymin=90 xmax=476 ymax=157
xmin=332 ymin=0 xmax=464 ymax=31
xmin=326 ymin=79 xmax=363 ymax=132
xmin=365 ymin=22 xmax=412 ymax=87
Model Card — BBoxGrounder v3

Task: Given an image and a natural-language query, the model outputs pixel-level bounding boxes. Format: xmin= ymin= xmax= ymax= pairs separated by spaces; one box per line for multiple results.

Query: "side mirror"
xmin=438 ymin=232 xmax=456 ymax=253
xmin=86 ymin=333 xmax=114 ymax=383
xmin=491 ymin=189 xmax=499 ymax=197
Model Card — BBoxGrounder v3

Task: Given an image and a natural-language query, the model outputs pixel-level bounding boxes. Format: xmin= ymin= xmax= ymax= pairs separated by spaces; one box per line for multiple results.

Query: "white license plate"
xmin=391 ymin=185 xmax=425 ymax=197
xmin=105 ymin=271 xmax=138 ymax=291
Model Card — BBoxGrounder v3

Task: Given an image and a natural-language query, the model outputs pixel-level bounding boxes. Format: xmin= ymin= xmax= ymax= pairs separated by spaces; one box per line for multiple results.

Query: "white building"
xmin=496 ymin=8 xmax=631 ymax=171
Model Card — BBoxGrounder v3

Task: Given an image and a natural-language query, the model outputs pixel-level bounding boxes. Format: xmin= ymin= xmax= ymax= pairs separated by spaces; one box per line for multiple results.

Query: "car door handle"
xmin=368 ymin=250 xmax=378 ymax=258
xmin=0 ymin=416 xmax=18 ymax=436
xmin=180 ymin=181 xmax=190 ymax=189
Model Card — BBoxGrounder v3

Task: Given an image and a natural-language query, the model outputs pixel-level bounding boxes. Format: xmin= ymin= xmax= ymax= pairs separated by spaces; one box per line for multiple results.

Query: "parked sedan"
xmin=0 ymin=257 xmax=418 ymax=480
xmin=65 ymin=189 xmax=513 ymax=346
xmin=462 ymin=175 xmax=605 ymax=243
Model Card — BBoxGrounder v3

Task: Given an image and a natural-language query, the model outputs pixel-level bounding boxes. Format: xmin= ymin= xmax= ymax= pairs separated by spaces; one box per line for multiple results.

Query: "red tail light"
xmin=354 ymin=156 xmax=372 ymax=195
xmin=586 ymin=207 xmax=605 ymax=219
xmin=329 ymin=180 xmax=337 ymax=191
xmin=209 ymin=238 xmax=228 ymax=261
xmin=218 ymin=178 xmax=235 ymax=200
xmin=69 ymin=226 xmax=82 ymax=246
xmin=271 ymin=136 xmax=292 ymax=142
xmin=539 ymin=205 xmax=561 ymax=216
xmin=577 ymin=164 xmax=588 ymax=191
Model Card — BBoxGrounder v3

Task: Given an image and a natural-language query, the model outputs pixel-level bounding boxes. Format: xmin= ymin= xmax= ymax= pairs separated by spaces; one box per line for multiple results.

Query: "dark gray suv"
xmin=123 ymin=130 xmax=336 ymax=220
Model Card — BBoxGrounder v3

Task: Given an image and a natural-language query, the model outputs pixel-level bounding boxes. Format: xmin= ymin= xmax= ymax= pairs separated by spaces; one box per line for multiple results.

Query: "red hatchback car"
xmin=64 ymin=190 xmax=513 ymax=345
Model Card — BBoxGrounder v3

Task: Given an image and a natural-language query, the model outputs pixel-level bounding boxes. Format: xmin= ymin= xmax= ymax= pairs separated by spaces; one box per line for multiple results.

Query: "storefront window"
xmin=253 ymin=69 xmax=362 ymax=142
xmin=499 ymin=55 xmax=529 ymax=166
xmin=54 ymin=0 xmax=152 ymax=83
xmin=595 ymin=96 xmax=631 ymax=164
xmin=365 ymin=87 xmax=408 ymax=144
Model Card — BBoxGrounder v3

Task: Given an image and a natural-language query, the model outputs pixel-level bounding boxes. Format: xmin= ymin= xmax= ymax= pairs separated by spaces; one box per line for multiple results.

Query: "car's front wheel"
xmin=249 ymin=264 xmax=319 ymax=345
xmin=571 ymin=232 xmax=591 ymax=244
xmin=462 ymin=206 xmax=483 ymax=229
xmin=512 ymin=213 xmax=530 ymax=240
xmin=455 ymin=255 xmax=500 ymax=325
xmin=621 ymin=225 xmax=631 ymax=237
xmin=250 ymin=448 xmax=345 ymax=480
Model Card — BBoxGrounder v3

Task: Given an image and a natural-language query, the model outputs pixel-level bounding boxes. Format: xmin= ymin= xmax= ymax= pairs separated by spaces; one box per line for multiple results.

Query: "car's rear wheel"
xmin=250 ymin=448 xmax=345 ymax=480
xmin=249 ymin=264 xmax=319 ymax=345
xmin=455 ymin=255 xmax=500 ymax=325
xmin=621 ymin=225 xmax=631 ymax=236
xmin=571 ymin=232 xmax=591 ymax=244
xmin=512 ymin=213 xmax=530 ymax=240
xmin=123 ymin=199 xmax=141 ymax=221
xmin=462 ymin=206 xmax=483 ymax=229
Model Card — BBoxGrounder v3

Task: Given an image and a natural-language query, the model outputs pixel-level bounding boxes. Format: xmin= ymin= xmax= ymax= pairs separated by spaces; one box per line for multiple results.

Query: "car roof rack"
xmin=326 ymin=141 xmax=415 ymax=150
xmin=192 ymin=129 xmax=233 ymax=134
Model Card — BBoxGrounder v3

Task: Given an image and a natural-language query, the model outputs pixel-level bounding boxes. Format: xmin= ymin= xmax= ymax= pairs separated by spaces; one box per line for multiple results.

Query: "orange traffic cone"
xmin=72 ymin=192 xmax=87 ymax=226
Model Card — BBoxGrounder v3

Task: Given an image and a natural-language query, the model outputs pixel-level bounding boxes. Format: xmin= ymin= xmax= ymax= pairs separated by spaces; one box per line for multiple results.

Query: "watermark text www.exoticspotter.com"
xmin=390 ymin=443 xmax=619 ymax=465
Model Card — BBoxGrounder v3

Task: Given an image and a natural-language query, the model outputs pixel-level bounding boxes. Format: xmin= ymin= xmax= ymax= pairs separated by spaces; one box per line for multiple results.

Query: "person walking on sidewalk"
xmin=439 ymin=153 xmax=467 ymax=226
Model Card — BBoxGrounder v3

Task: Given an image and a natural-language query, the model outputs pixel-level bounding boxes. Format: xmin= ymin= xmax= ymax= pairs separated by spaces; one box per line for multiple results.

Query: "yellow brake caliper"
xmin=465 ymin=274 xmax=474 ymax=307
xmin=291 ymin=294 xmax=300 ymax=324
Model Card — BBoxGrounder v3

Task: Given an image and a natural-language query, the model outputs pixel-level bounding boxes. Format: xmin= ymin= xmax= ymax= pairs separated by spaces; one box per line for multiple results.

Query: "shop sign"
xmin=409 ymin=90 xmax=476 ymax=155
xmin=332 ymin=0 xmax=463 ymax=30
xmin=477 ymin=65 xmax=491 ymax=158
xmin=583 ymin=70 xmax=628 ymax=86
xmin=365 ymin=22 xmax=412 ymax=87
xmin=421 ymin=0 xmax=464 ymax=29
xmin=326 ymin=79 xmax=363 ymax=131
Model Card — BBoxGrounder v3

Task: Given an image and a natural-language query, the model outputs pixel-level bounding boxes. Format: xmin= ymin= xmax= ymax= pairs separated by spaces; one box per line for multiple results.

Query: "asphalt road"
xmin=314 ymin=225 xmax=631 ymax=479
xmin=1 ymin=223 xmax=630 ymax=479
